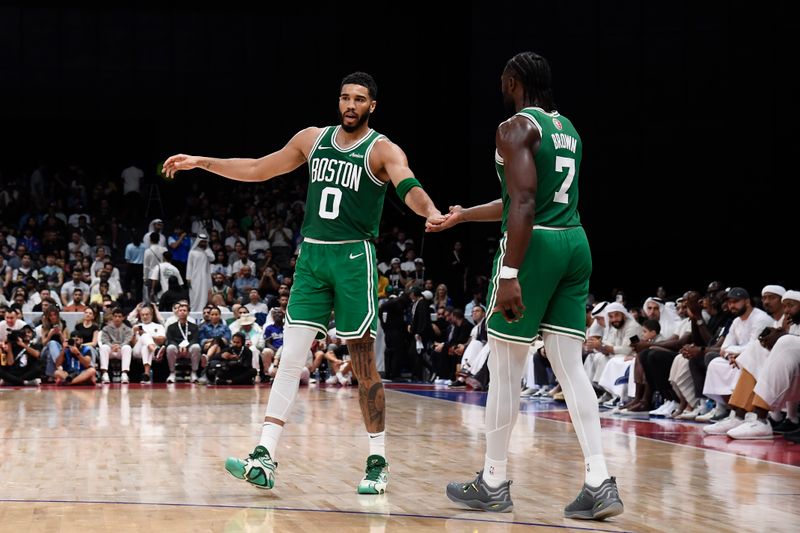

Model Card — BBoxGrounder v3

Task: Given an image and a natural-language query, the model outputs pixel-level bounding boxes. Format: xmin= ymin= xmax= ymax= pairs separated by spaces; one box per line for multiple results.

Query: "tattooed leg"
xmin=347 ymin=332 xmax=385 ymax=433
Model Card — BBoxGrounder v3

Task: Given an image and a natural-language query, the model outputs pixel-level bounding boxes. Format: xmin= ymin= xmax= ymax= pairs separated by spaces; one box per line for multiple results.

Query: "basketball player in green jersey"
xmin=163 ymin=72 xmax=444 ymax=494
xmin=428 ymin=52 xmax=623 ymax=520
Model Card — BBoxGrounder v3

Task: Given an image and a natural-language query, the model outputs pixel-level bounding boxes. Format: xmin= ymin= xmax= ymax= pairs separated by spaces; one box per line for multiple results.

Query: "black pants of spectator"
xmin=383 ymin=332 xmax=408 ymax=380
xmin=640 ymin=348 xmax=679 ymax=402
xmin=533 ymin=350 xmax=556 ymax=388
xmin=124 ymin=263 xmax=143 ymax=301
xmin=688 ymin=350 xmax=720 ymax=400
xmin=409 ymin=344 xmax=434 ymax=381
xmin=0 ymin=363 xmax=42 ymax=385
xmin=432 ymin=349 xmax=457 ymax=381
xmin=174 ymin=260 xmax=187 ymax=280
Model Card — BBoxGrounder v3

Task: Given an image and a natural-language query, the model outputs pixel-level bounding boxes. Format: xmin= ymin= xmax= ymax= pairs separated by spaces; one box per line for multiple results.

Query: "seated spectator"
xmin=37 ymin=307 xmax=68 ymax=381
xmin=53 ymin=331 xmax=96 ymax=386
xmin=261 ymin=309 xmax=284 ymax=380
xmin=244 ymin=288 xmax=269 ymax=315
xmin=165 ymin=302 xmax=201 ymax=383
xmin=129 ymin=304 xmax=167 ymax=384
xmin=208 ymin=271 xmax=234 ymax=307
xmin=0 ymin=307 xmax=26 ymax=347
xmin=199 ymin=305 xmax=232 ymax=369
xmin=39 ymin=252 xmax=64 ymax=290
xmin=208 ymin=292 xmax=231 ymax=313
xmin=60 ymin=268 xmax=90 ymax=307
xmin=322 ymin=332 xmax=353 ymax=386
xmin=98 ymin=308 xmax=134 ymax=384
xmin=89 ymin=280 xmax=117 ymax=305
xmin=72 ymin=306 xmax=101 ymax=366
xmin=63 ymin=288 xmax=88 ymax=312
xmin=230 ymin=314 xmax=263 ymax=371
xmin=206 ymin=332 xmax=257 ymax=385
xmin=0 ymin=325 xmax=42 ymax=386
xmin=232 ymin=265 xmax=259 ymax=303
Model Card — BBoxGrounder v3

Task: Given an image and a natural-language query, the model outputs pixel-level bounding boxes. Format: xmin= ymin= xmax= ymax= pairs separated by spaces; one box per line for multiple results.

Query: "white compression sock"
xmin=544 ymin=332 xmax=610 ymax=487
xmin=483 ymin=337 xmax=529 ymax=488
xmin=259 ymin=326 xmax=318 ymax=458
xmin=260 ymin=422 xmax=283 ymax=458
xmin=368 ymin=431 xmax=386 ymax=458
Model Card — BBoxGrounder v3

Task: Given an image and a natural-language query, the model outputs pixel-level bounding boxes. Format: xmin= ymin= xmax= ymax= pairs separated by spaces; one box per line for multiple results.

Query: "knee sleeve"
xmin=264 ymin=327 xmax=318 ymax=421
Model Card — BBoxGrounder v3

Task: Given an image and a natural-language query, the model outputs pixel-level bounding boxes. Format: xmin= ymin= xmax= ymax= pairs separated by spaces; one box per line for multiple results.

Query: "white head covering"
xmin=189 ymin=233 xmax=205 ymax=252
xmin=643 ymin=296 xmax=680 ymax=337
xmin=591 ymin=301 xmax=609 ymax=318
xmin=782 ymin=290 xmax=800 ymax=303
xmin=144 ymin=218 xmax=166 ymax=247
xmin=604 ymin=302 xmax=631 ymax=318
xmin=762 ymin=285 xmax=786 ymax=297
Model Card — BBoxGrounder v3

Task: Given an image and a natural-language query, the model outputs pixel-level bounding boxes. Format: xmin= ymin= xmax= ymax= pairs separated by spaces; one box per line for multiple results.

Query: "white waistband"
xmin=533 ymin=225 xmax=570 ymax=231
xmin=302 ymin=237 xmax=368 ymax=244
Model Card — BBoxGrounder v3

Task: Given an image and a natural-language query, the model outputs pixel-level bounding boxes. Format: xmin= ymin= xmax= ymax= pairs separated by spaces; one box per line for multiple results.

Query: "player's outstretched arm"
xmin=425 ymin=199 xmax=503 ymax=232
xmin=162 ymin=127 xmax=321 ymax=182
xmin=373 ymin=140 xmax=445 ymax=226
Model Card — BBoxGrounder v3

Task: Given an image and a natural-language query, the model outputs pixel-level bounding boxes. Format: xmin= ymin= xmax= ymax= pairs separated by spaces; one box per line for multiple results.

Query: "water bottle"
xmin=652 ymin=391 xmax=663 ymax=409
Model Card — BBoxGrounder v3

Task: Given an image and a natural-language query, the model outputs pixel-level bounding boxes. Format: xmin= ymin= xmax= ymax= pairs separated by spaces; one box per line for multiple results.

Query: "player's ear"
xmin=370 ymin=100 xmax=377 ymax=113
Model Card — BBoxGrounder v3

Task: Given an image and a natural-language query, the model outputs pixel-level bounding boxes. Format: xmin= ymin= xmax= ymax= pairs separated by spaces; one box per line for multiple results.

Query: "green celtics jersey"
xmin=301 ymin=126 xmax=388 ymax=241
xmin=495 ymin=107 xmax=582 ymax=231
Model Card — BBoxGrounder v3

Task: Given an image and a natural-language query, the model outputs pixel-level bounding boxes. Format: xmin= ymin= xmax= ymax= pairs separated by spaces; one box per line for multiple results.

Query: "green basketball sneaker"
xmin=357 ymin=455 xmax=389 ymax=494
xmin=225 ymin=445 xmax=277 ymax=490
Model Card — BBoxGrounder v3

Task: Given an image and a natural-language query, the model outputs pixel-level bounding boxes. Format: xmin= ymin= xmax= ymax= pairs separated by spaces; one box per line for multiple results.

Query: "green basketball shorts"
xmin=486 ymin=226 xmax=592 ymax=345
xmin=286 ymin=239 xmax=378 ymax=340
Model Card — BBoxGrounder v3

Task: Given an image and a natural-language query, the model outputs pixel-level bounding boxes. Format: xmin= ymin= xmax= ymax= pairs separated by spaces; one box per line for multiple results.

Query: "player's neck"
xmin=336 ymin=124 xmax=370 ymax=147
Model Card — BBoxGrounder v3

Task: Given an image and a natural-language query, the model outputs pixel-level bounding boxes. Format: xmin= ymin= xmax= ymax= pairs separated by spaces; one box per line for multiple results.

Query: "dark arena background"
xmin=1 ymin=3 xmax=799 ymax=533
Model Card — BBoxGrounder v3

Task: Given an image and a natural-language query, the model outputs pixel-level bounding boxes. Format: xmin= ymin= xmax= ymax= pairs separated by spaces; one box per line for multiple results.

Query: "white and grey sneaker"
xmin=166 ymin=372 xmax=176 ymax=383
xmin=446 ymin=470 xmax=513 ymax=513
xmin=564 ymin=476 xmax=624 ymax=520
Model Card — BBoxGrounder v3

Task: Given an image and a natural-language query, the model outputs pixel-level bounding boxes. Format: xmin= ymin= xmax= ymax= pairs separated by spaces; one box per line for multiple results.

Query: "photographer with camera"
xmin=53 ymin=331 xmax=96 ymax=386
xmin=36 ymin=307 xmax=69 ymax=381
xmin=0 ymin=325 xmax=42 ymax=386
xmin=205 ymin=331 xmax=256 ymax=385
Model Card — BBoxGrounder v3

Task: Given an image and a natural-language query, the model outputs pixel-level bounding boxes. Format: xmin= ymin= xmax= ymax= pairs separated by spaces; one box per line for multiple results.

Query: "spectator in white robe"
xmin=702 ymin=287 xmax=773 ymax=426
xmin=143 ymin=218 xmax=167 ymax=248
xmin=642 ymin=296 xmax=681 ymax=340
xmin=186 ymin=233 xmax=213 ymax=312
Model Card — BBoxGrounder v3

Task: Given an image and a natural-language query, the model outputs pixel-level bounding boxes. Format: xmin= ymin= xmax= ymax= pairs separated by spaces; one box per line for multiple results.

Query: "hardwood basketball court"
xmin=0 ymin=383 xmax=797 ymax=532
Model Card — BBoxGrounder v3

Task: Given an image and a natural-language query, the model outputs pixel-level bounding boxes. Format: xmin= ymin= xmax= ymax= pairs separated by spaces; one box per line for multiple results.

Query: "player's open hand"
xmin=162 ymin=154 xmax=200 ymax=179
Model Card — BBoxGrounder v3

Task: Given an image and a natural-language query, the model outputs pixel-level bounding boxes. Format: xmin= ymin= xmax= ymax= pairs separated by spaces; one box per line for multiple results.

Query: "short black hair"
xmin=642 ymin=319 xmax=661 ymax=334
xmin=341 ymin=72 xmax=377 ymax=100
